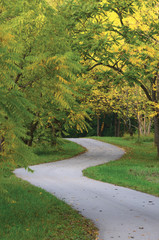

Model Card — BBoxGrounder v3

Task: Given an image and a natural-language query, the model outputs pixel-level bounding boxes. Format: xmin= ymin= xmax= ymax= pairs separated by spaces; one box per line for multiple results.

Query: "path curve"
xmin=14 ymin=138 xmax=159 ymax=240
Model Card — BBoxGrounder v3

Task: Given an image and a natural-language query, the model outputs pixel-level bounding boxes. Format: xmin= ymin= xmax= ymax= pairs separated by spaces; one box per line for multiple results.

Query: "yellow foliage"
xmin=56 ymin=75 xmax=69 ymax=84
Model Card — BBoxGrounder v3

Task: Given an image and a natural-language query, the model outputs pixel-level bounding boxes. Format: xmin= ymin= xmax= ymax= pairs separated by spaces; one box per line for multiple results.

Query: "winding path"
xmin=14 ymin=138 xmax=159 ymax=240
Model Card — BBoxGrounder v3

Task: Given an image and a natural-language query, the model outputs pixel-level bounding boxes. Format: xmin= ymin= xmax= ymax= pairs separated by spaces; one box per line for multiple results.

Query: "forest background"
xmin=0 ymin=0 xmax=159 ymax=171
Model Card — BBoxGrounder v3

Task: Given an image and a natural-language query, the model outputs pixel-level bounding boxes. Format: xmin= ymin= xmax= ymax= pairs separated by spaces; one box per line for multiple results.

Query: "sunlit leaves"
xmin=0 ymin=0 xmax=91 ymax=166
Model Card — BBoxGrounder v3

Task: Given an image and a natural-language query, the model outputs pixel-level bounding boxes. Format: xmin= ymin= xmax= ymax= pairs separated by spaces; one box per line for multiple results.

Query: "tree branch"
xmin=87 ymin=63 xmax=103 ymax=71
xmin=137 ymin=81 xmax=152 ymax=101
xmin=15 ymin=73 xmax=22 ymax=83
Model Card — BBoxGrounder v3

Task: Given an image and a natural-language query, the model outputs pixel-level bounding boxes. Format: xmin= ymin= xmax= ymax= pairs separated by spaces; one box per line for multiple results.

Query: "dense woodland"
xmin=0 ymin=0 xmax=159 ymax=168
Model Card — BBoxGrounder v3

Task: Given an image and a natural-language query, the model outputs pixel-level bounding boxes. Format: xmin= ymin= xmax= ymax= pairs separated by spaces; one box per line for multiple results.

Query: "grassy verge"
xmin=83 ymin=136 xmax=159 ymax=197
xmin=28 ymin=139 xmax=87 ymax=166
xmin=0 ymin=140 xmax=97 ymax=240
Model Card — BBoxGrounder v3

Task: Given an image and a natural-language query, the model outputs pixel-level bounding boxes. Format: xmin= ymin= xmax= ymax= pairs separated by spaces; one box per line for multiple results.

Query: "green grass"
xmin=29 ymin=139 xmax=87 ymax=166
xmin=0 ymin=140 xmax=97 ymax=240
xmin=83 ymin=136 xmax=159 ymax=197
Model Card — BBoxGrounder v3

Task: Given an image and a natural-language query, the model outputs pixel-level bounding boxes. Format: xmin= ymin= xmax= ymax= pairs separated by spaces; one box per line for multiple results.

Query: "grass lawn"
xmin=0 ymin=140 xmax=97 ymax=240
xmin=28 ymin=139 xmax=87 ymax=166
xmin=83 ymin=136 xmax=159 ymax=197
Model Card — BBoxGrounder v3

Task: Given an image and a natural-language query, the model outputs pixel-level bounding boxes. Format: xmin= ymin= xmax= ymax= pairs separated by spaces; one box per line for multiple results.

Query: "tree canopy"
xmin=0 ymin=0 xmax=90 ymax=167
xmin=59 ymin=0 xmax=159 ymax=153
xmin=1 ymin=0 xmax=159 ymax=162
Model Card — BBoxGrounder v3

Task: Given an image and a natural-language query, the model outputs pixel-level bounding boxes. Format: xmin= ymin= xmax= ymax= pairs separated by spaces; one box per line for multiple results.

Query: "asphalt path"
xmin=14 ymin=138 xmax=159 ymax=240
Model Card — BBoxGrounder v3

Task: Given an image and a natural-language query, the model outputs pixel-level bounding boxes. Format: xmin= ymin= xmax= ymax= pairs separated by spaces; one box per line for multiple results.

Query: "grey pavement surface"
xmin=14 ymin=138 xmax=159 ymax=240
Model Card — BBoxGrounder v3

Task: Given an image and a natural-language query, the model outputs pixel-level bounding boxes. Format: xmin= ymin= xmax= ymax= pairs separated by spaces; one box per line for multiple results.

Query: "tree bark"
xmin=97 ymin=115 xmax=100 ymax=136
xmin=152 ymin=67 xmax=159 ymax=156
xmin=147 ymin=120 xmax=152 ymax=135
xmin=99 ymin=121 xmax=105 ymax=136
xmin=115 ymin=114 xmax=120 ymax=137
xmin=154 ymin=115 xmax=159 ymax=156
xmin=27 ymin=121 xmax=38 ymax=146
xmin=51 ymin=126 xmax=56 ymax=146
xmin=99 ymin=114 xmax=106 ymax=136
xmin=0 ymin=136 xmax=4 ymax=152
xmin=117 ymin=118 xmax=120 ymax=137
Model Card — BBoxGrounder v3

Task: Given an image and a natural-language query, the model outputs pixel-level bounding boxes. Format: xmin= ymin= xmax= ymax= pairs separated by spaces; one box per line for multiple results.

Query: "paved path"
xmin=14 ymin=138 xmax=159 ymax=240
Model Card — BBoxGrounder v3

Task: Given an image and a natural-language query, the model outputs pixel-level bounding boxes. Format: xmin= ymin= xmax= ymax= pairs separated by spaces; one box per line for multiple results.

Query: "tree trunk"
xmin=97 ymin=115 xmax=100 ymax=136
xmin=143 ymin=115 xmax=146 ymax=135
xmin=51 ymin=126 xmax=57 ymax=146
xmin=117 ymin=118 xmax=120 ymax=137
xmin=147 ymin=120 xmax=152 ymax=135
xmin=128 ymin=118 xmax=133 ymax=136
xmin=137 ymin=113 xmax=141 ymax=141
xmin=99 ymin=121 xmax=105 ymax=136
xmin=27 ymin=121 xmax=38 ymax=146
xmin=154 ymin=115 xmax=159 ymax=156
xmin=0 ymin=136 xmax=4 ymax=152
xmin=115 ymin=114 xmax=117 ymax=137
xmin=152 ymin=67 xmax=159 ymax=156
xmin=115 ymin=114 xmax=120 ymax=137
xmin=99 ymin=114 xmax=106 ymax=136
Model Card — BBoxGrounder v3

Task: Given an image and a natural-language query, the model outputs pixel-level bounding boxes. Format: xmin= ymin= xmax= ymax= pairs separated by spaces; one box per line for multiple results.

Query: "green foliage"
xmin=0 ymin=0 xmax=90 ymax=168
xmin=59 ymin=0 xmax=159 ymax=153
xmin=2 ymin=0 xmax=158 ymax=167
xmin=0 ymin=29 xmax=35 ymax=167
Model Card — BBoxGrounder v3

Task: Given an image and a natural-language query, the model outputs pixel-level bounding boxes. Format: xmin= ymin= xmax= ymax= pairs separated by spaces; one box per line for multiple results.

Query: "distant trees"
xmin=59 ymin=0 xmax=159 ymax=154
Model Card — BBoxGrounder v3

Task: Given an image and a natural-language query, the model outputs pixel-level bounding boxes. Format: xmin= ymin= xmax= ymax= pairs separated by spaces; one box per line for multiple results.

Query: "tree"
xmin=0 ymin=26 xmax=35 ymax=167
xmin=59 ymin=0 xmax=159 ymax=155
xmin=0 ymin=0 xmax=90 ymax=167
xmin=106 ymin=83 xmax=153 ymax=137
